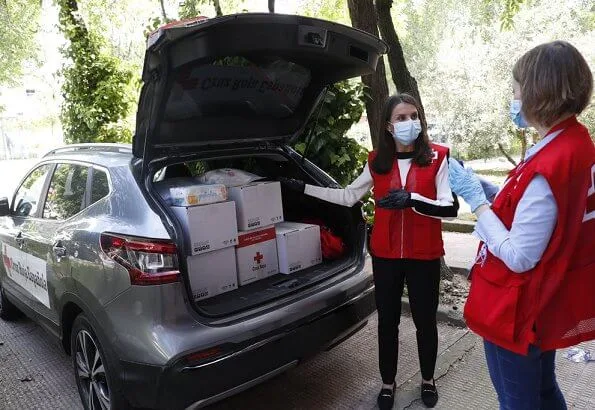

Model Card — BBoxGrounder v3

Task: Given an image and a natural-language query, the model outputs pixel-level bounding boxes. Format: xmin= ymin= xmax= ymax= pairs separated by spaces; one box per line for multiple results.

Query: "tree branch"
xmin=159 ymin=0 xmax=168 ymax=21
xmin=497 ymin=143 xmax=517 ymax=166
xmin=375 ymin=0 xmax=427 ymax=129
xmin=213 ymin=0 xmax=222 ymax=16
xmin=347 ymin=0 xmax=389 ymax=149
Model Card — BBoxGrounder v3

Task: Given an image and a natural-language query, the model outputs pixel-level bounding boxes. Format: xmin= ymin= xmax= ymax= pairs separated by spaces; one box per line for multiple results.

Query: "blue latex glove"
xmin=457 ymin=160 xmax=500 ymax=203
xmin=448 ymin=158 xmax=489 ymax=212
xmin=477 ymin=176 xmax=499 ymax=203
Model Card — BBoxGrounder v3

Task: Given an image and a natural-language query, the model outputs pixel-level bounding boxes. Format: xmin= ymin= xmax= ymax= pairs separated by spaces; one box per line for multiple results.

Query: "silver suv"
xmin=0 ymin=14 xmax=386 ymax=410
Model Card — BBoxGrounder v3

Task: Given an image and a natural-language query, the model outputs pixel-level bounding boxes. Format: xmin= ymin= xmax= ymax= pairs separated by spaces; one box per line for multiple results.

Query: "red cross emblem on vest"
xmin=254 ymin=252 xmax=264 ymax=264
xmin=584 ymin=164 xmax=595 ymax=222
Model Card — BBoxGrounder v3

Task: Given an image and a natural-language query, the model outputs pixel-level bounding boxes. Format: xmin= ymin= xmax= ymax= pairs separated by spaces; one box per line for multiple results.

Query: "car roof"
xmin=42 ymin=144 xmax=133 ymax=168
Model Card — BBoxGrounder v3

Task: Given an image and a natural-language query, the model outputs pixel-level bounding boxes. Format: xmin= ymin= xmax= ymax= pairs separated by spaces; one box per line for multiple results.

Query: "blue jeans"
xmin=484 ymin=340 xmax=567 ymax=410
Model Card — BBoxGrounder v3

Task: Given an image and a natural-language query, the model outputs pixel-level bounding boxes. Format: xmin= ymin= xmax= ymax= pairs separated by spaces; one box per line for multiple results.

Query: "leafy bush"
xmin=57 ymin=0 xmax=135 ymax=144
xmin=292 ymin=80 xmax=376 ymax=221
xmin=293 ymin=80 xmax=368 ymax=187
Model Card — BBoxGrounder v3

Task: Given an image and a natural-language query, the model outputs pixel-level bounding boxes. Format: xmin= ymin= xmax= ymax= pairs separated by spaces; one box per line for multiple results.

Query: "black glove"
xmin=377 ymin=189 xmax=413 ymax=209
xmin=278 ymin=177 xmax=305 ymax=193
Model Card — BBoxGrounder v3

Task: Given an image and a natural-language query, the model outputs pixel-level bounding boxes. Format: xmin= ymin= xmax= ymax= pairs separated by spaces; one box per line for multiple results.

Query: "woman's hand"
xmin=448 ymin=158 xmax=489 ymax=212
xmin=377 ymin=189 xmax=413 ymax=209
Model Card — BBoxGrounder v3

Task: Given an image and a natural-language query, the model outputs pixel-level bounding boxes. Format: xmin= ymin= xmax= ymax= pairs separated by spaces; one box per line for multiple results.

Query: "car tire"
xmin=0 ymin=283 xmax=21 ymax=321
xmin=71 ymin=313 xmax=130 ymax=410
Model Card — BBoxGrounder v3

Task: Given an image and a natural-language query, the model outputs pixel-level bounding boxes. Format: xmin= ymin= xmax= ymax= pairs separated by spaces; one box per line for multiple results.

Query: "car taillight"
xmin=100 ymin=233 xmax=180 ymax=285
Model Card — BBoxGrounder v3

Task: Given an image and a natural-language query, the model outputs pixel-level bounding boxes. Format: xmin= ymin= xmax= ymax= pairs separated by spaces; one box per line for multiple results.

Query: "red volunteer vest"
xmin=464 ymin=116 xmax=595 ymax=354
xmin=368 ymin=143 xmax=448 ymax=260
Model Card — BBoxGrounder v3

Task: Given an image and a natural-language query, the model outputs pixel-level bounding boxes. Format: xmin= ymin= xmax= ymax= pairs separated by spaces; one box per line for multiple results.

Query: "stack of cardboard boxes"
xmin=166 ymin=178 xmax=323 ymax=301
xmin=230 ymin=181 xmax=283 ymax=286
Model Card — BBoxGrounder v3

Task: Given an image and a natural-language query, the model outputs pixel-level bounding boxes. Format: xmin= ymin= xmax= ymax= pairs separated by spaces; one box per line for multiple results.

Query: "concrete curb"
xmin=401 ymin=297 xmax=467 ymax=328
xmin=442 ymin=219 xmax=476 ymax=233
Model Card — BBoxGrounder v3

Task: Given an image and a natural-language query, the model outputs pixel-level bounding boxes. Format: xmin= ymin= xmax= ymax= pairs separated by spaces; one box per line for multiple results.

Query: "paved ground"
xmin=442 ymin=232 xmax=479 ymax=272
xmin=2 ymin=307 xmax=595 ymax=410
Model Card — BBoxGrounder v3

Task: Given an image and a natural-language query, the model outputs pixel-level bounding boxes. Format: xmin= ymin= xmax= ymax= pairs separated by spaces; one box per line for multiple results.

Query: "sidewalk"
xmin=443 ymin=231 xmax=479 ymax=272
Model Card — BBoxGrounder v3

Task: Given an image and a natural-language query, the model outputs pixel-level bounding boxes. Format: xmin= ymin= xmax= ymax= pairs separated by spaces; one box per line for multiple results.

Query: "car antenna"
xmin=301 ymin=87 xmax=328 ymax=165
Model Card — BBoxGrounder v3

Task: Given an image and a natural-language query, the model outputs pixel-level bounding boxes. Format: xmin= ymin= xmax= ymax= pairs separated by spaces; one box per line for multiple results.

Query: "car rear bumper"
xmin=119 ymin=284 xmax=375 ymax=409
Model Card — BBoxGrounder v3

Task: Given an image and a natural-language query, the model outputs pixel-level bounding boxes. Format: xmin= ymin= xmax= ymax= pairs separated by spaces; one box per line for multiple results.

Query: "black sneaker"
xmin=421 ymin=380 xmax=438 ymax=408
xmin=377 ymin=383 xmax=395 ymax=410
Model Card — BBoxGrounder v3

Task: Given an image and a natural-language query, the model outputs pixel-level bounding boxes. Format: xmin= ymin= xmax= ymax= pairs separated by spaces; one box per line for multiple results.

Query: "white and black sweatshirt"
xmin=304 ymin=152 xmax=459 ymax=220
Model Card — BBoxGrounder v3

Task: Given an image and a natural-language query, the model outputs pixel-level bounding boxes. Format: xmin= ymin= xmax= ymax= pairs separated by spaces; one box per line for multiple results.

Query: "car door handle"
xmin=15 ymin=233 xmax=25 ymax=248
xmin=53 ymin=242 xmax=68 ymax=258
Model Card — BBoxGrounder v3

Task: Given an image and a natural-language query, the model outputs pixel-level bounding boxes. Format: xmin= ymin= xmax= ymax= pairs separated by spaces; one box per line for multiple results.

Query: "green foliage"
xmin=293 ymin=81 xmax=368 ymax=187
xmin=300 ymin=0 xmax=350 ymax=26
xmin=57 ymin=0 xmax=135 ymax=144
xmin=179 ymin=0 xmax=203 ymax=19
xmin=0 ymin=0 xmax=41 ymax=86
xmin=399 ymin=0 xmax=594 ymax=160
xmin=497 ymin=0 xmax=528 ymax=30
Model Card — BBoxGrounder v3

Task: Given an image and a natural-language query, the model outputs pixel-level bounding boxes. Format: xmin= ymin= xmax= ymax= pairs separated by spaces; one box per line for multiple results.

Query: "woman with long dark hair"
xmin=281 ymin=93 xmax=458 ymax=409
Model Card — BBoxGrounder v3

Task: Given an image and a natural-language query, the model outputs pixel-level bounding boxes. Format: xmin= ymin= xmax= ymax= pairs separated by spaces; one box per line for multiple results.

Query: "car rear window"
xmin=90 ymin=169 xmax=110 ymax=205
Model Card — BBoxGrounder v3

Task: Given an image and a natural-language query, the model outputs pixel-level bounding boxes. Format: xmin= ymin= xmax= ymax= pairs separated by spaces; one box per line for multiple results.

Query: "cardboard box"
xmin=187 ymin=247 xmax=238 ymax=301
xmin=275 ymin=222 xmax=322 ymax=274
xmin=171 ymin=201 xmax=238 ymax=255
xmin=236 ymin=226 xmax=279 ymax=285
xmin=227 ymin=181 xmax=284 ymax=231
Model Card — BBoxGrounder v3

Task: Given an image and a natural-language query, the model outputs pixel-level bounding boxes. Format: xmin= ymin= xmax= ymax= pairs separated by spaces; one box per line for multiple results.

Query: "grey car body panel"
xmin=103 ymin=260 xmax=370 ymax=365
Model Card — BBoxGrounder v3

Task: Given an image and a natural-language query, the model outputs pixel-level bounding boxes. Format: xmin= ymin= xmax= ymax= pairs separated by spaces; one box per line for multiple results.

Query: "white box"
xmin=171 ymin=201 xmax=238 ymax=255
xmin=227 ymin=181 xmax=284 ymax=231
xmin=275 ymin=222 xmax=322 ymax=274
xmin=155 ymin=178 xmax=227 ymax=207
xmin=187 ymin=247 xmax=238 ymax=301
xmin=168 ymin=183 xmax=227 ymax=207
xmin=235 ymin=226 xmax=279 ymax=285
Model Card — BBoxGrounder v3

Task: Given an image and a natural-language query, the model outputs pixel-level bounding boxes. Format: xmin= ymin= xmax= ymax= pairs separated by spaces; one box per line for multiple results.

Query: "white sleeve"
xmin=410 ymin=155 xmax=457 ymax=220
xmin=304 ymin=163 xmax=373 ymax=207
xmin=473 ymin=174 xmax=558 ymax=273
xmin=410 ymin=155 xmax=454 ymax=207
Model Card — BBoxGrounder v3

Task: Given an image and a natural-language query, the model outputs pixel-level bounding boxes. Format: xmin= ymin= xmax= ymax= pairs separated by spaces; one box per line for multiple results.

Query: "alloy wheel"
xmin=75 ymin=330 xmax=111 ymax=410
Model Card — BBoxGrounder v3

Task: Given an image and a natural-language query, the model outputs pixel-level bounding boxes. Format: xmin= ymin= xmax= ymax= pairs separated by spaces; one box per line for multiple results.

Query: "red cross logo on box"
xmin=254 ymin=252 xmax=264 ymax=264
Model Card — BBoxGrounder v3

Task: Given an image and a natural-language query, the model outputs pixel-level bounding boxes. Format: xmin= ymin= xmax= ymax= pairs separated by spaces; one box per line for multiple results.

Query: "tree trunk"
xmin=347 ymin=0 xmax=389 ymax=149
xmin=375 ymin=0 xmax=427 ymax=129
xmin=268 ymin=0 xmax=275 ymax=13
xmin=213 ymin=0 xmax=223 ymax=16
xmin=440 ymin=257 xmax=454 ymax=280
xmin=159 ymin=0 xmax=168 ymax=21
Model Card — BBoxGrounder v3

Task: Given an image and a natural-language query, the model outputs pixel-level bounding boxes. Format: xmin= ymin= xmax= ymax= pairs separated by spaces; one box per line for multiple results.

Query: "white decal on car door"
xmin=1 ymin=242 xmax=50 ymax=308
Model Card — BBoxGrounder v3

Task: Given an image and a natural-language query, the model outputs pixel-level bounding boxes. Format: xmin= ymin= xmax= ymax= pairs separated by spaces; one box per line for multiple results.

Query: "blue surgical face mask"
xmin=393 ymin=119 xmax=422 ymax=146
xmin=509 ymin=99 xmax=528 ymax=128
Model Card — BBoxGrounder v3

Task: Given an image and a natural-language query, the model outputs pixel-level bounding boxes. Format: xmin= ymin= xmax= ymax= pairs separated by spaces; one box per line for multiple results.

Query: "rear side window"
xmin=12 ymin=164 xmax=53 ymax=217
xmin=43 ymin=164 xmax=89 ymax=220
xmin=90 ymin=169 xmax=110 ymax=205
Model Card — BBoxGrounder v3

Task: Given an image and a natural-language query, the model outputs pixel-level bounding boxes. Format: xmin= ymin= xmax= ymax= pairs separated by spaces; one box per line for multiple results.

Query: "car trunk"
xmin=133 ymin=13 xmax=385 ymax=318
xmin=151 ymin=148 xmax=366 ymax=318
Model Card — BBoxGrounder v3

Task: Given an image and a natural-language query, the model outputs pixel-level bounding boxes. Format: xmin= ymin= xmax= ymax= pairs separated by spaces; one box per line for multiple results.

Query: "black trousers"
xmin=372 ymin=256 xmax=441 ymax=383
